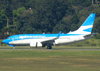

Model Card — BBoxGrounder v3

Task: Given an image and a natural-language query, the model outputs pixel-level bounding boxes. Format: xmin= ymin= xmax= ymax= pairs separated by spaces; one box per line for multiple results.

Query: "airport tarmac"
xmin=0 ymin=48 xmax=100 ymax=50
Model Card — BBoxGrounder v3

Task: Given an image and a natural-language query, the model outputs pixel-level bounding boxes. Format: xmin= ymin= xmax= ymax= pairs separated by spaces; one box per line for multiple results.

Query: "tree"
xmin=93 ymin=17 xmax=100 ymax=33
xmin=0 ymin=9 xmax=7 ymax=31
xmin=0 ymin=0 xmax=100 ymax=39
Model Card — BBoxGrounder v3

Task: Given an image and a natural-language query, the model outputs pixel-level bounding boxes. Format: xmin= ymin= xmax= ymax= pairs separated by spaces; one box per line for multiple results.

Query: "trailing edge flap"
xmin=41 ymin=31 xmax=62 ymax=43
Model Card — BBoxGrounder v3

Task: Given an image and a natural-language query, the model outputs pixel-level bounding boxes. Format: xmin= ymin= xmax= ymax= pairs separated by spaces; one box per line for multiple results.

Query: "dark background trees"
xmin=0 ymin=0 xmax=100 ymax=39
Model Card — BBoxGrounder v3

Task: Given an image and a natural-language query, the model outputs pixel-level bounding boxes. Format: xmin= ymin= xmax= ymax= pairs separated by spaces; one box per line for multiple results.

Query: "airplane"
xmin=2 ymin=13 xmax=95 ymax=49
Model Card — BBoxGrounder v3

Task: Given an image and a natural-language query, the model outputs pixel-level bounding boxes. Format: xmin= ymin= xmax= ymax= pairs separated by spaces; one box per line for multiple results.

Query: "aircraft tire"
xmin=47 ymin=45 xmax=52 ymax=49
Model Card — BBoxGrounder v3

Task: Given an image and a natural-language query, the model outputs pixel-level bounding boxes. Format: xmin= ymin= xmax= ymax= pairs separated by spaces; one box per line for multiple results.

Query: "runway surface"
xmin=0 ymin=48 xmax=100 ymax=50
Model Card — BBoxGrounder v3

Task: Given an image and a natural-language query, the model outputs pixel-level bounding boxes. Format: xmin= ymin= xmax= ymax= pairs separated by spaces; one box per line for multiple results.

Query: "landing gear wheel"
xmin=47 ymin=45 xmax=52 ymax=49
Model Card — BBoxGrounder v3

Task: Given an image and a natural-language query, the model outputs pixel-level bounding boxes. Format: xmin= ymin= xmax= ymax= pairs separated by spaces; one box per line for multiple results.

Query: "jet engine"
xmin=30 ymin=42 xmax=42 ymax=47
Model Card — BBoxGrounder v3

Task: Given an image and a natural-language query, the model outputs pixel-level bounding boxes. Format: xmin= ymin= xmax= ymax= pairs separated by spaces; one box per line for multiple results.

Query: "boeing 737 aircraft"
xmin=2 ymin=13 xmax=95 ymax=49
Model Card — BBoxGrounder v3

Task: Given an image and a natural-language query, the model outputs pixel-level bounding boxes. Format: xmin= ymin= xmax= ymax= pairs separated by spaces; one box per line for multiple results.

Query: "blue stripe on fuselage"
xmin=8 ymin=34 xmax=82 ymax=41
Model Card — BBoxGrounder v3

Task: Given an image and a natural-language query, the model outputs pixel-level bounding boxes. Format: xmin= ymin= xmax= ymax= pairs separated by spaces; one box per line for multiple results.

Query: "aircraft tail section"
xmin=68 ymin=13 xmax=95 ymax=35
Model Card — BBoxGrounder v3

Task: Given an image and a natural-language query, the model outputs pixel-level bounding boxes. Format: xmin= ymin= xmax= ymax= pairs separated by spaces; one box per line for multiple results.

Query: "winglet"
xmin=57 ymin=31 xmax=62 ymax=38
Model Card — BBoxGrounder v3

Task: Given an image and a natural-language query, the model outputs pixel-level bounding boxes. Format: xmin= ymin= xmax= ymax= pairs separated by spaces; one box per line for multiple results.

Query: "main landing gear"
xmin=47 ymin=44 xmax=52 ymax=49
xmin=13 ymin=46 xmax=15 ymax=49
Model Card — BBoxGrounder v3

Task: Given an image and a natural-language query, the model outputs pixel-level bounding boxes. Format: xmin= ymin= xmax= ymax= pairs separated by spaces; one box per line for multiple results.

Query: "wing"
xmin=41 ymin=31 xmax=62 ymax=44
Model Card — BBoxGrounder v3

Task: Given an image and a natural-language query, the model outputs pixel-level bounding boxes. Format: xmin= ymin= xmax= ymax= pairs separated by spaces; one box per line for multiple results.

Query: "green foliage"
xmin=15 ymin=7 xmax=26 ymax=16
xmin=93 ymin=34 xmax=100 ymax=39
xmin=68 ymin=0 xmax=91 ymax=7
xmin=0 ymin=9 xmax=6 ymax=30
xmin=0 ymin=0 xmax=100 ymax=39
xmin=93 ymin=18 xmax=100 ymax=33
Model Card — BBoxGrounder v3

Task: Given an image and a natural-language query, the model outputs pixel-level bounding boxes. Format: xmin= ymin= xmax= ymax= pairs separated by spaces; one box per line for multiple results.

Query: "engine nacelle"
xmin=53 ymin=40 xmax=58 ymax=45
xmin=30 ymin=42 xmax=42 ymax=47
xmin=37 ymin=42 xmax=42 ymax=47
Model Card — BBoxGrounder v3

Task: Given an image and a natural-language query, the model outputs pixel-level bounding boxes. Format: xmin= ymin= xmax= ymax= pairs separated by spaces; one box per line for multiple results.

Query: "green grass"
xmin=0 ymin=48 xmax=100 ymax=71
xmin=0 ymin=45 xmax=100 ymax=49
xmin=67 ymin=38 xmax=100 ymax=47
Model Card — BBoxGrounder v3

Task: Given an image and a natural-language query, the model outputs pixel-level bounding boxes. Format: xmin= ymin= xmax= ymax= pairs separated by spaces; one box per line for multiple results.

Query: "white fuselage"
xmin=9 ymin=35 xmax=86 ymax=46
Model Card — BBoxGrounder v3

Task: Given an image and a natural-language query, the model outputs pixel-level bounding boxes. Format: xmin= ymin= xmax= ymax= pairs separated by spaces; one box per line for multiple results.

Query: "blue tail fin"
xmin=68 ymin=13 xmax=95 ymax=35
xmin=81 ymin=13 xmax=95 ymax=26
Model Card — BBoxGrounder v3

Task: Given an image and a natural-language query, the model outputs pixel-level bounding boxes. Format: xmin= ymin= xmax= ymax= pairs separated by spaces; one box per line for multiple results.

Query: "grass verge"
xmin=0 ymin=47 xmax=100 ymax=71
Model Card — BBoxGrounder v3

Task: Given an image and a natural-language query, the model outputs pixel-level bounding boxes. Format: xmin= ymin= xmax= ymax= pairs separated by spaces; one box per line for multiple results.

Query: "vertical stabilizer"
xmin=68 ymin=13 xmax=95 ymax=35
